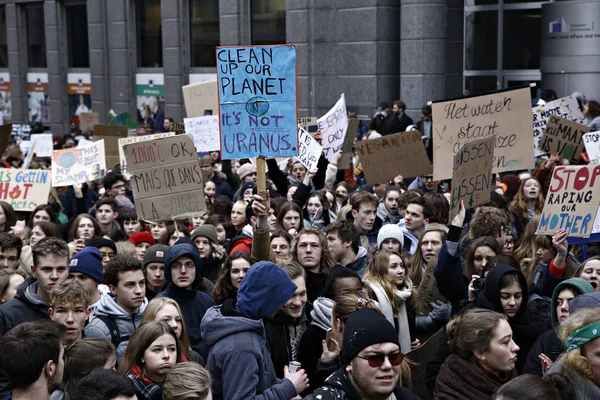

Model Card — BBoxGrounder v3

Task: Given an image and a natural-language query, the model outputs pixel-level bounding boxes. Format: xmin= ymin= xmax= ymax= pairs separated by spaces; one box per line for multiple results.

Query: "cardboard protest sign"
xmin=51 ymin=140 xmax=106 ymax=187
xmin=339 ymin=118 xmax=360 ymax=170
xmin=93 ymin=125 xmax=129 ymax=169
xmin=538 ymin=116 xmax=590 ymax=164
xmin=0 ymin=124 xmax=11 ymax=157
xmin=118 ymin=132 xmax=176 ymax=178
xmin=30 ymin=134 xmax=53 ymax=157
xmin=532 ymin=95 xmax=584 ymax=157
xmin=0 ymin=169 xmax=51 ymax=211
xmin=584 ymin=131 xmax=600 ymax=165
xmin=217 ymin=45 xmax=298 ymax=159
xmin=171 ymin=122 xmax=185 ymax=135
xmin=432 ymin=87 xmax=533 ymax=181
xmin=297 ymin=125 xmax=322 ymax=172
xmin=298 ymin=117 xmax=318 ymax=132
xmin=449 ymin=136 xmax=495 ymax=222
xmin=182 ymin=80 xmax=218 ymax=118
xmin=355 ymin=131 xmax=432 ymax=184
xmin=184 ymin=116 xmax=220 ymax=152
xmin=536 ymin=165 xmax=600 ymax=237
xmin=319 ymin=94 xmax=348 ymax=162
xmin=79 ymin=112 xmax=100 ymax=132
xmin=124 ymin=135 xmax=206 ymax=221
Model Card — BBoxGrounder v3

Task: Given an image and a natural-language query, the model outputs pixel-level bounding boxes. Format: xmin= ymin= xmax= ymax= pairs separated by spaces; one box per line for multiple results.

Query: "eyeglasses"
xmin=356 ymin=352 xmax=404 ymax=368
xmin=503 ymin=240 xmax=514 ymax=248
xmin=172 ymin=262 xmax=196 ymax=271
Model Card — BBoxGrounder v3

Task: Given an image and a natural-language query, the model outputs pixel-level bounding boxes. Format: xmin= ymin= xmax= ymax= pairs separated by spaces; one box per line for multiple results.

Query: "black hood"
xmin=477 ymin=264 xmax=529 ymax=322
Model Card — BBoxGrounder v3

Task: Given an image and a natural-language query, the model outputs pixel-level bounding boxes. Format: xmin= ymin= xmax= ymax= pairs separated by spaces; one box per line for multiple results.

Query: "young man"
xmin=49 ymin=278 xmax=91 ymax=346
xmin=325 ymin=220 xmax=368 ymax=278
xmin=128 ymin=231 xmax=156 ymax=261
xmin=0 ymin=320 xmax=66 ymax=400
xmin=103 ymin=172 xmax=127 ymax=198
xmin=350 ymin=191 xmax=382 ymax=254
xmin=86 ymin=238 xmax=117 ymax=267
xmin=390 ymin=100 xmax=414 ymax=134
xmin=77 ymin=368 xmax=137 ymax=400
xmin=0 ymin=237 xmax=70 ymax=335
xmin=143 ymin=244 xmax=169 ymax=300
xmin=95 ymin=197 xmax=120 ymax=233
xmin=201 ymin=261 xmax=309 ymax=399
xmin=0 ymin=232 xmax=22 ymax=270
xmin=68 ymin=246 xmax=107 ymax=317
xmin=397 ymin=196 xmax=433 ymax=254
xmin=158 ymin=241 xmax=215 ymax=355
xmin=305 ymin=308 xmax=419 ymax=400
xmin=292 ymin=227 xmax=335 ymax=303
xmin=84 ymin=255 xmax=147 ymax=359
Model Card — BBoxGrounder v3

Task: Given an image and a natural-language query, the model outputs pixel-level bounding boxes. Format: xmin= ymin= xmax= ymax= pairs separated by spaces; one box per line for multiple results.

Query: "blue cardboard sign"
xmin=217 ymin=45 xmax=298 ymax=159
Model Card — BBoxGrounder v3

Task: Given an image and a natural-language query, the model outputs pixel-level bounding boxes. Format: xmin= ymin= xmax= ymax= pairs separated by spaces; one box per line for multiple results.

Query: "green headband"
xmin=565 ymin=321 xmax=600 ymax=352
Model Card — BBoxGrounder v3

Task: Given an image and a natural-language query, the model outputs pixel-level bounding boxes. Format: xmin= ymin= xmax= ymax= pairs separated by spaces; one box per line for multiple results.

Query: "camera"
xmin=472 ymin=277 xmax=486 ymax=292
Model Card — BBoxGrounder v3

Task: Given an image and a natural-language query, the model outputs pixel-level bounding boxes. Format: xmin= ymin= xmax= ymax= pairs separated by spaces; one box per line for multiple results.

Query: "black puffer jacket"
xmin=0 ymin=276 xmax=50 ymax=336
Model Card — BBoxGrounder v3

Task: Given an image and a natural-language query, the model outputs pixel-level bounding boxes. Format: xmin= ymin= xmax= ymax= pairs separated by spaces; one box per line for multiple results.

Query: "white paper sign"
xmin=584 ymin=131 xmax=600 ymax=165
xmin=532 ymin=96 xmax=585 ymax=157
xmin=51 ymin=140 xmax=106 ymax=187
xmin=30 ymin=134 xmax=53 ymax=157
xmin=297 ymin=125 xmax=322 ymax=172
xmin=19 ymin=141 xmax=32 ymax=154
xmin=318 ymin=94 xmax=348 ymax=162
xmin=184 ymin=116 xmax=220 ymax=152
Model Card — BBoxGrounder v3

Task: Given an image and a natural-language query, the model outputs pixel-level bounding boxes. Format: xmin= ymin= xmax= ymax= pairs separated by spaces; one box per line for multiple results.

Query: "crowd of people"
xmin=0 ymin=89 xmax=598 ymax=400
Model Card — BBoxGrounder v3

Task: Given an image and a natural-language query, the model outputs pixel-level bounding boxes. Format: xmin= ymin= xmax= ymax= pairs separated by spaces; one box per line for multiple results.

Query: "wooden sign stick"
xmin=256 ymin=157 xmax=267 ymax=216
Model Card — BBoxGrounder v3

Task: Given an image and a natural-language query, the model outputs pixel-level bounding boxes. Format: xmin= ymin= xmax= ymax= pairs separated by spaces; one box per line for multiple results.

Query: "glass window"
xmin=0 ymin=7 xmax=7 ymax=68
xmin=465 ymin=11 xmax=497 ymax=70
xmin=251 ymin=0 xmax=286 ymax=45
xmin=25 ymin=4 xmax=46 ymax=68
xmin=66 ymin=5 xmax=89 ymax=68
xmin=465 ymin=76 xmax=498 ymax=95
xmin=135 ymin=0 xmax=162 ymax=68
xmin=190 ymin=0 xmax=220 ymax=67
xmin=503 ymin=9 xmax=541 ymax=70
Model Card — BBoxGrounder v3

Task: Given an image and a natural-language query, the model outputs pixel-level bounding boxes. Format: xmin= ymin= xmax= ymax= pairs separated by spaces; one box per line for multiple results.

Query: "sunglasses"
xmin=356 ymin=352 xmax=404 ymax=368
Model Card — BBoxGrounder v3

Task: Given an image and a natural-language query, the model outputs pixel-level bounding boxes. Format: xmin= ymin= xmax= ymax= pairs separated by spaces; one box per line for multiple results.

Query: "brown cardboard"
xmin=448 ymin=135 xmax=495 ymax=222
xmin=171 ymin=122 xmax=185 ymax=135
xmin=0 ymin=124 xmax=11 ymax=157
xmin=339 ymin=118 xmax=360 ymax=169
xmin=79 ymin=112 xmax=100 ymax=132
xmin=298 ymin=117 xmax=318 ymax=131
xmin=355 ymin=131 xmax=432 ymax=183
xmin=93 ymin=125 xmax=129 ymax=170
xmin=538 ymin=115 xmax=591 ymax=164
xmin=182 ymin=80 xmax=218 ymax=118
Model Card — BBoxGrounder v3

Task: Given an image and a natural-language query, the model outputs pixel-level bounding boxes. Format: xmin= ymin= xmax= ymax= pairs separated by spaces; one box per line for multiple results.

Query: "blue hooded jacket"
xmin=157 ymin=241 xmax=215 ymax=357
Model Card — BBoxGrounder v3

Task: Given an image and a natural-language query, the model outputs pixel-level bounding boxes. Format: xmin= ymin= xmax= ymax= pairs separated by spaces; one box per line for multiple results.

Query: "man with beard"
xmin=397 ymin=196 xmax=433 ymax=254
xmin=389 ymin=100 xmax=414 ymax=134
xmin=0 ymin=320 xmax=66 ymax=400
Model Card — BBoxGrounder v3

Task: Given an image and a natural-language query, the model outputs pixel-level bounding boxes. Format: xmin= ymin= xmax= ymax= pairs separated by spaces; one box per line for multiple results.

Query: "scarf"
xmin=436 ymin=355 xmax=515 ymax=400
xmin=129 ymin=365 xmax=163 ymax=400
xmin=310 ymin=297 xmax=334 ymax=331
xmin=365 ymin=280 xmax=412 ymax=354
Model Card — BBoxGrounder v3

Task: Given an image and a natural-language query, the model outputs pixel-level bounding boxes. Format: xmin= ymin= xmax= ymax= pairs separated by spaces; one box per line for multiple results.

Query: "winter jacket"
xmin=304 ymin=366 xmax=420 ymax=400
xmin=407 ymin=177 xmax=448 ymax=193
xmin=201 ymin=254 xmax=225 ymax=283
xmin=343 ymin=246 xmax=368 ymax=278
xmin=212 ymin=174 xmax=234 ymax=199
xmin=230 ymin=234 xmax=253 ymax=255
xmin=397 ymin=219 xmax=419 ymax=255
xmin=306 ymin=270 xmax=328 ymax=304
xmin=83 ymin=293 xmax=147 ymax=360
xmin=377 ymin=202 xmax=401 ymax=225
xmin=298 ymin=298 xmax=332 ymax=393
xmin=157 ymin=242 xmax=215 ymax=357
xmin=546 ymin=354 xmax=600 ymax=399
xmin=0 ymin=276 xmax=51 ymax=336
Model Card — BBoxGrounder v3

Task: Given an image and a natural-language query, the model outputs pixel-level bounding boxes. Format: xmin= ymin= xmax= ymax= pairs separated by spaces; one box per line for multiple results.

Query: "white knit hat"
xmin=377 ymin=224 xmax=405 ymax=249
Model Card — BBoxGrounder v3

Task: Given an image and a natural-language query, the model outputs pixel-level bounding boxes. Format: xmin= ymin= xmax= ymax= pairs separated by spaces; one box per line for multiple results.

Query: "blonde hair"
xmin=50 ymin=279 xmax=90 ymax=308
xmin=364 ymin=250 xmax=414 ymax=316
xmin=558 ymin=308 xmax=600 ymax=381
xmin=291 ymin=227 xmax=335 ymax=274
xmin=163 ymin=362 xmax=211 ymax=400
xmin=115 ymin=241 xmax=136 ymax=257
xmin=142 ymin=298 xmax=191 ymax=359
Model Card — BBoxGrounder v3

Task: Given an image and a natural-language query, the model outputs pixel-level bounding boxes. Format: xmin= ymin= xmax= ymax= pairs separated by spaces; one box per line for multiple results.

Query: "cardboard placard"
xmin=51 ymin=140 xmax=106 ymax=187
xmin=0 ymin=169 xmax=51 ymax=211
xmin=171 ymin=122 xmax=185 ymax=135
xmin=339 ymin=118 xmax=360 ymax=169
xmin=449 ymin=136 xmax=495 ymax=222
xmin=182 ymin=80 xmax=218 ymax=118
xmin=118 ymin=132 xmax=177 ymax=178
xmin=184 ymin=116 xmax=220 ymax=152
xmin=318 ymin=94 xmax=348 ymax=162
xmin=124 ymin=135 xmax=206 ymax=221
xmin=298 ymin=117 xmax=318 ymax=132
xmin=355 ymin=131 xmax=432 ymax=183
xmin=79 ymin=112 xmax=100 ymax=132
xmin=432 ymin=87 xmax=533 ymax=181
xmin=583 ymin=131 xmax=600 ymax=165
xmin=532 ymin=95 xmax=585 ymax=157
xmin=30 ymin=133 xmax=53 ymax=157
xmin=538 ymin=116 xmax=590 ymax=163
xmin=297 ymin=125 xmax=322 ymax=172
xmin=93 ymin=125 xmax=129 ymax=170
xmin=217 ymin=45 xmax=298 ymax=159
xmin=536 ymin=165 xmax=600 ymax=237
xmin=0 ymin=124 xmax=12 ymax=157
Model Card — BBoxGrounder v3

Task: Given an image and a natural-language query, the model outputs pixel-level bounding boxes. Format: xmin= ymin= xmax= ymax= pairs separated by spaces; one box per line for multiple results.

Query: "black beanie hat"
xmin=86 ymin=238 xmax=117 ymax=255
xmin=341 ymin=308 xmax=400 ymax=365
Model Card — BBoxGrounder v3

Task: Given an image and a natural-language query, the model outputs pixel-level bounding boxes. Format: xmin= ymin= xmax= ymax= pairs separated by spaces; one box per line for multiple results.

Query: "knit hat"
xmin=236 ymin=163 xmax=257 ymax=180
xmin=377 ymin=224 xmax=405 ymax=249
xmin=341 ymin=308 xmax=400 ymax=365
xmin=569 ymin=292 xmax=600 ymax=314
xmin=240 ymin=182 xmax=255 ymax=196
xmin=310 ymin=297 xmax=334 ymax=331
xmin=128 ymin=232 xmax=156 ymax=246
xmin=69 ymin=247 xmax=103 ymax=283
xmin=86 ymin=238 xmax=117 ymax=255
xmin=190 ymin=225 xmax=218 ymax=245
xmin=143 ymin=244 xmax=169 ymax=267
xmin=115 ymin=195 xmax=135 ymax=213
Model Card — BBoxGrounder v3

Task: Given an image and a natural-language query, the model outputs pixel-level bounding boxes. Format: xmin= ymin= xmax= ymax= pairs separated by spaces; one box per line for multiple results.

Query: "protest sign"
xmin=0 ymin=124 xmax=11 ymax=156
xmin=298 ymin=117 xmax=318 ymax=132
xmin=532 ymin=95 xmax=584 ymax=157
xmin=182 ymin=80 xmax=218 ymax=118
xmin=171 ymin=122 xmax=185 ymax=135
xmin=297 ymin=125 xmax=322 ymax=172
xmin=124 ymin=135 xmax=206 ymax=221
xmin=22 ymin=141 xmax=35 ymax=169
xmin=11 ymin=124 xmax=31 ymax=141
xmin=30 ymin=134 xmax=53 ymax=157
xmin=355 ymin=131 xmax=432 ymax=184
xmin=339 ymin=118 xmax=360 ymax=170
xmin=538 ymin=116 xmax=590 ymax=164
xmin=51 ymin=140 xmax=106 ymax=187
xmin=0 ymin=169 xmax=51 ymax=211
xmin=584 ymin=131 xmax=600 ymax=165
xmin=217 ymin=45 xmax=298 ymax=159
xmin=536 ymin=165 xmax=600 ymax=237
xmin=118 ymin=132 xmax=176 ymax=178
xmin=79 ymin=112 xmax=99 ymax=132
xmin=318 ymin=94 xmax=348 ymax=162
xmin=184 ymin=116 xmax=220 ymax=152
xmin=432 ymin=87 xmax=533 ymax=181
xmin=94 ymin=125 xmax=129 ymax=169
xmin=449 ymin=136 xmax=495 ymax=222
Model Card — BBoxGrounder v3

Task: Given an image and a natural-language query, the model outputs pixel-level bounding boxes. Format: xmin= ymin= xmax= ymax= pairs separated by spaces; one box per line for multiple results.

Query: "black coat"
xmin=0 ymin=276 xmax=50 ymax=336
xmin=522 ymin=329 xmax=563 ymax=376
xmin=297 ymin=324 xmax=327 ymax=392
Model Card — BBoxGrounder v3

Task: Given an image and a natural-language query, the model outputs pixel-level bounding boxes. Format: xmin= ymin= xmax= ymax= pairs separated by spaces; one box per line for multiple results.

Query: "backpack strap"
xmin=95 ymin=315 xmax=121 ymax=347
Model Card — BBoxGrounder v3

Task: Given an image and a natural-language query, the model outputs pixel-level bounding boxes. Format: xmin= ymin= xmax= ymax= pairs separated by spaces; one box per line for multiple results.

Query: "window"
xmin=66 ymin=5 xmax=89 ymax=68
xmin=465 ymin=11 xmax=497 ymax=70
xmin=465 ymin=76 xmax=498 ymax=95
xmin=251 ymin=0 xmax=286 ymax=45
xmin=135 ymin=0 xmax=162 ymax=68
xmin=25 ymin=3 xmax=46 ymax=68
xmin=0 ymin=7 xmax=7 ymax=68
xmin=190 ymin=0 xmax=220 ymax=67
xmin=503 ymin=9 xmax=541 ymax=70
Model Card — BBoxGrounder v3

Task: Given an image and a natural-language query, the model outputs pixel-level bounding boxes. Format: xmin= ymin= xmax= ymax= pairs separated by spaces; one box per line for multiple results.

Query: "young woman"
xmin=204 ymin=180 xmax=216 ymax=204
xmin=332 ymin=182 xmax=352 ymax=214
xmin=230 ymin=200 xmax=248 ymax=236
xmin=212 ymin=252 xmax=252 ymax=304
xmin=150 ymin=221 xmax=170 ymax=243
xmin=436 ymin=309 xmax=519 ymax=400
xmin=363 ymin=250 xmax=417 ymax=353
xmin=118 ymin=208 xmax=143 ymax=238
xmin=377 ymin=224 xmax=405 ymax=253
xmin=277 ymin=202 xmax=304 ymax=236
xmin=512 ymin=214 xmax=541 ymax=266
xmin=510 ymin=178 xmax=545 ymax=237
xmin=67 ymin=213 xmax=102 ymax=256
xmin=270 ymin=230 xmax=293 ymax=263
xmin=377 ymin=186 xmax=403 ymax=225
xmin=142 ymin=298 xmax=203 ymax=364
xmin=302 ymin=191 xmax=334 ymax=233
xmin=26 ymin=204 xmax=58 ymax=230
xmin=0 ymin=269 xmax=26 ymax=304
xmin=410 ymin=228 xmax=446 ymax=290
xmin=575 ymin=256 xmax=600 ymax=291
xmin=163 ymin=225 xmax=189 ymax=246
xmin=163 ymin=362 xmax=212 ymax=400
xmin=0 ymin=201 xmax=17 ymax=233
xmin=119 ymin=321 xmax=183 ymax=400
xmin=584 ymin=100 xmax=600 ymax=131
xmin=190 ymin=225 xmax=226 ymax=283
xmin=493 ymin=374 xmax=575 ymax=400
xmin=19 ymin=221 xmax=62 ymax=273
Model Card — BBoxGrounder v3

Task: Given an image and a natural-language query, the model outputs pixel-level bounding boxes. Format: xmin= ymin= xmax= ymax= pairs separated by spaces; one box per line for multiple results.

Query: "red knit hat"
xmin=128 ymin=232 xmax=156 ymax=246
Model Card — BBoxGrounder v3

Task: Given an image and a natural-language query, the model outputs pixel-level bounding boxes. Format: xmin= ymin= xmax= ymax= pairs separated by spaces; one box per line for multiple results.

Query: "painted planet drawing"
xmin=246 ymin=97 xmax=269 ymax=117
xmin=59 ymin=151 xmax=76 ymax=168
